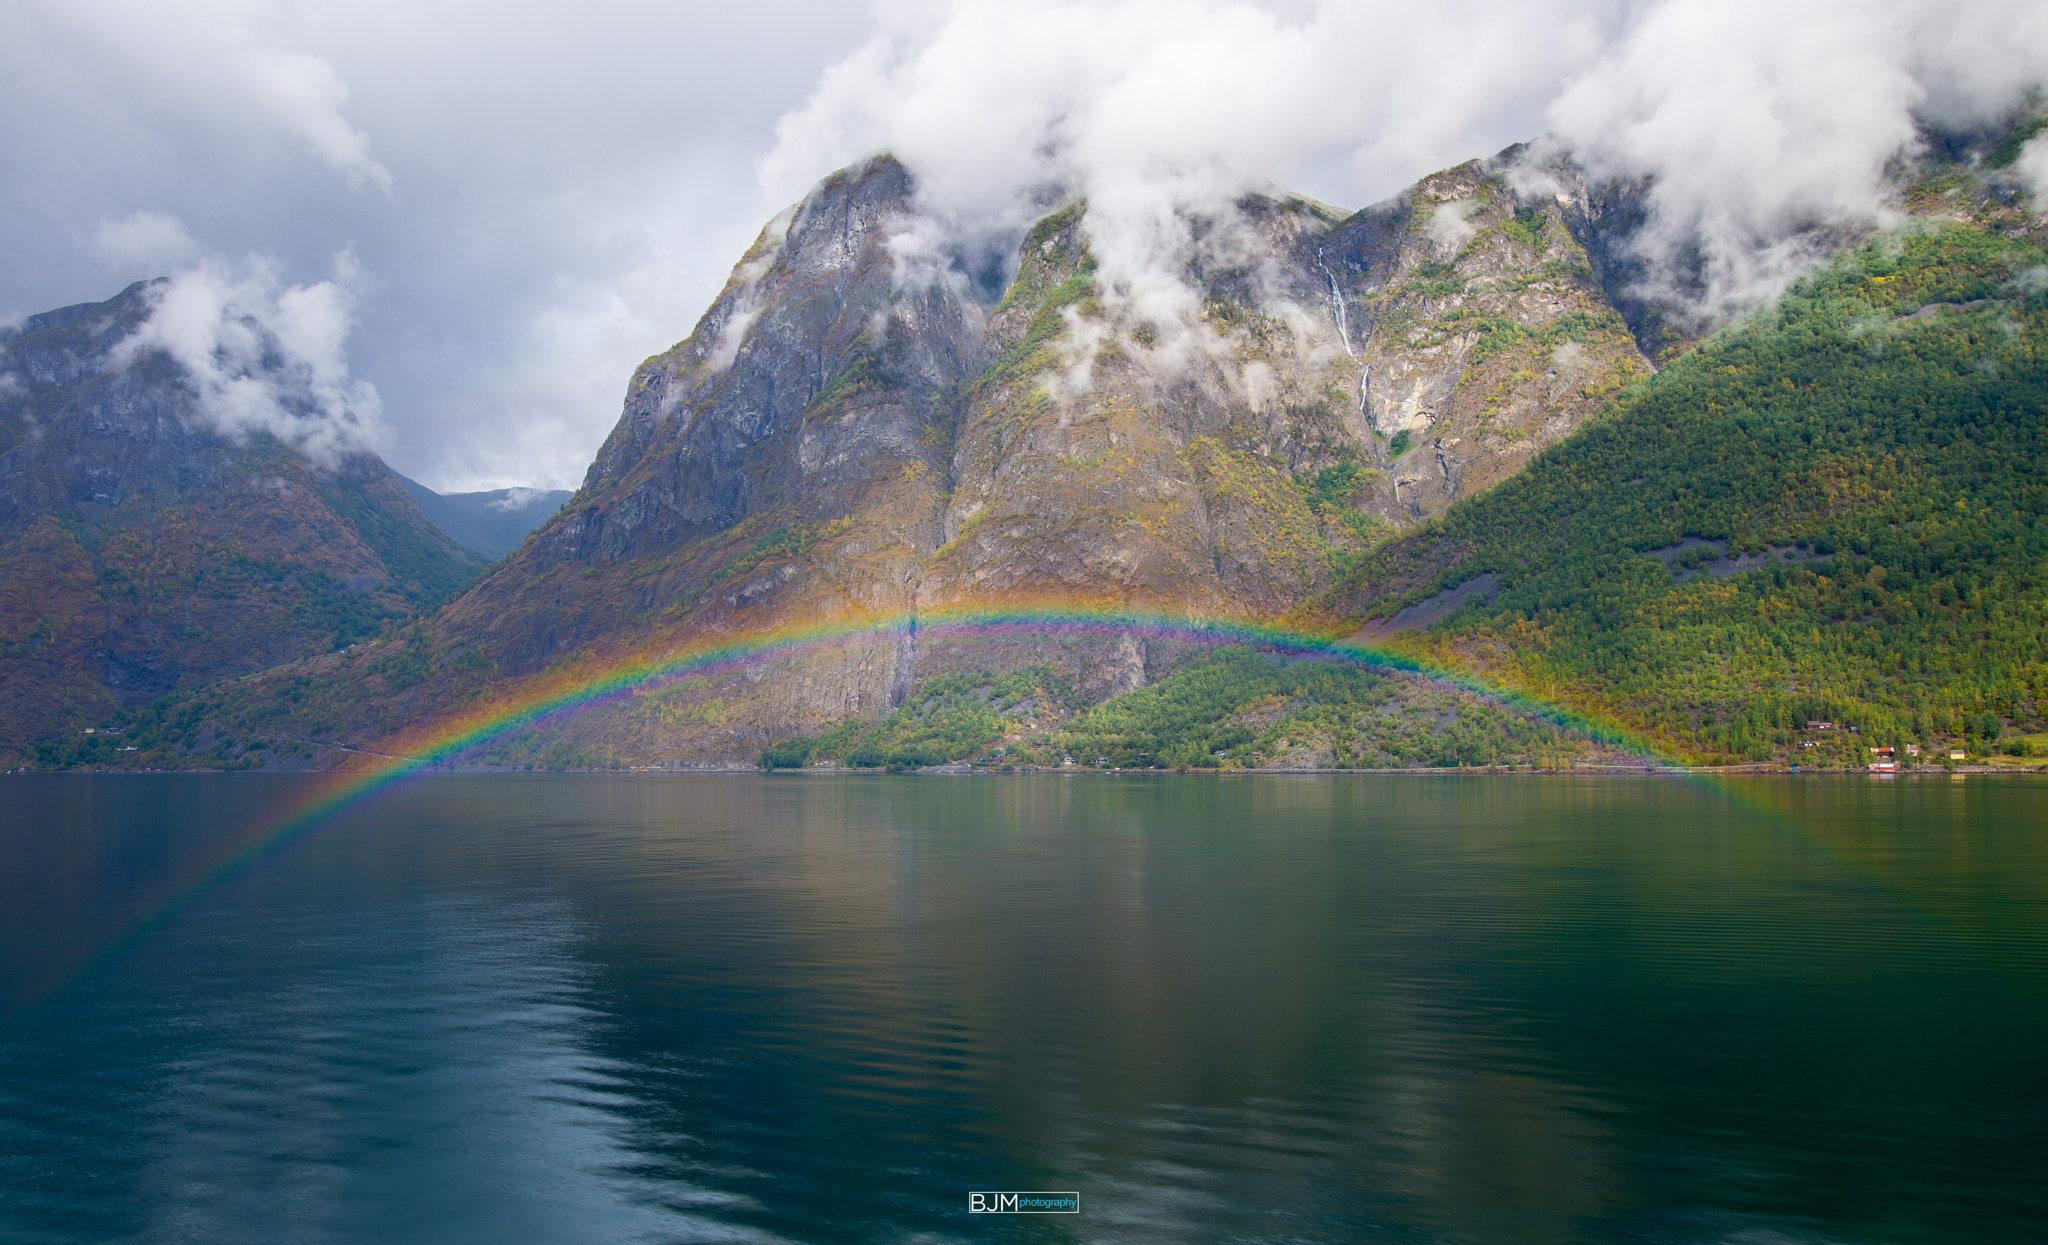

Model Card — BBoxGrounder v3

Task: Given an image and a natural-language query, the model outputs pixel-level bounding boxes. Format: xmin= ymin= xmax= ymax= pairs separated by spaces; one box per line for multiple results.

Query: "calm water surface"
xmin=0 ymin=774 xmax=2043 ymax=1243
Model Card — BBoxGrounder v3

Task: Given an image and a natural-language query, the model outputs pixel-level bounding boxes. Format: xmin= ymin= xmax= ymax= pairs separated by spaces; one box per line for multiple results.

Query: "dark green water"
xmin=0 ymin=774 xmax=2043 ymax=1243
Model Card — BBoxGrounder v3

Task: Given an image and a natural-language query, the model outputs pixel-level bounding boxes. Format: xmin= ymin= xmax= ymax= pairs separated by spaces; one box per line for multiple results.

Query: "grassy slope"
xmin=1311 ymin=223 xmax=2048 ymax=765
xmin=1049 ymin=647 xmax=1591 ymax=770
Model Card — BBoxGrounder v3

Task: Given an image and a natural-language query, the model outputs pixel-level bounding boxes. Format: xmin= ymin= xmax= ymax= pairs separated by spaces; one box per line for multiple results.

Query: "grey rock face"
xmin=438 ymin=157 xmax=995 ymax=669
xmin=551 ymin=157 xmax=983 ymax=568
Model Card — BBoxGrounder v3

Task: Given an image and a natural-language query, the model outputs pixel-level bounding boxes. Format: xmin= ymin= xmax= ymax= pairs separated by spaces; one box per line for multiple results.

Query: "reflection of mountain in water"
xmin=5 ymin=773 xmax=2041 ymax=1241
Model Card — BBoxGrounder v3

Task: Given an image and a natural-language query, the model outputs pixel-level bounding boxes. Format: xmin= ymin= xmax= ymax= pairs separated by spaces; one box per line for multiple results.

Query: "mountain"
xmin=90 ymin=118 xmax=2048 ymax=771
xmin=169 ymin=149 xmax=1658 ymax=764
xmin=0 ymin=280 xmax=483 ymax=764
xmin=394 ymin=476 xmax=570 ymax=560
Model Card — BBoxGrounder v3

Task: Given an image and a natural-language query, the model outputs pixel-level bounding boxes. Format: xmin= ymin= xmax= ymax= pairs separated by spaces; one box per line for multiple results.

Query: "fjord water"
xmin=1 ymin=775 xmax=2042 ymax=1243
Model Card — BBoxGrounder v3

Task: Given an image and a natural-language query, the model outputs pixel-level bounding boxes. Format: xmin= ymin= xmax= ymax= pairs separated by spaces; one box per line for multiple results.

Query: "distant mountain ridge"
xmin=394 ymin=476 xmax=569 ymax=560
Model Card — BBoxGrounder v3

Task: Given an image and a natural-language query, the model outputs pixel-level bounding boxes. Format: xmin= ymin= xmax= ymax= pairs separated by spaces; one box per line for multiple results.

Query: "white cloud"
xmin=1426 ymin=199 xmax=1482 ymax=255
xmin=486 ymin=487 xmax=554 ymax=510
xmin=702 ymin=207 xmax=796 ymax=376
xmin=114 ymin=250 xmax=383 ymax=466
xmin=769 ymin=0 xmax=2048 ymax=347
xmin=1551 ymin=340 xmax=1588 ymax=370
xmin=2018 ymin=132 xmax=2048 ymax=212
xmin=92 ymin=211 xmax=202 ymax=271
xmin=237 ymin=43 xmax=391 ymax=194
xmin=22 ymin=0 xmax=391 ymax=195
xmin=763 ymin=0 xmax=1612 ymax=369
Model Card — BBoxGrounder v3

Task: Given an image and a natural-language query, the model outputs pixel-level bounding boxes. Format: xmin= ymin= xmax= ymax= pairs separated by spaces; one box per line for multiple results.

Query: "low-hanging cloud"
xmin=1550 ymin=0 xmax=2048 ymax=316
xmin=115 ymin=245 xmax=385 ymax=466
xmin=766 ymin=0 xmax=2048 ymax=345
xmin=1425 ymin=200 xmax=1484 ymax=255
xmin=763 ymin=0 xmax=1612 ymax=360
xmin=2023 ymin=133 xmax=2048 ymax=204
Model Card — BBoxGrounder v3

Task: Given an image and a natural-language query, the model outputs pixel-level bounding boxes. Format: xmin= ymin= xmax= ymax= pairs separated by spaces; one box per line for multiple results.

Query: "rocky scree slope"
xmin=0 ymin=280 xmax=481 ymax=763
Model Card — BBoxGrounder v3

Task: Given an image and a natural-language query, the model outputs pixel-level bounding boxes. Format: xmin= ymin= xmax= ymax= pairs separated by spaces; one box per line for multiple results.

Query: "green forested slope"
xmin=1317 ymin=223 xmax=2048 ymax=764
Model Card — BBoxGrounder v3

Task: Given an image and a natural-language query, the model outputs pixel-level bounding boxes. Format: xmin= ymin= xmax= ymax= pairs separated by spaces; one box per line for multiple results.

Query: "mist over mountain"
xmin=765 ymin=0 xmax=2048 ymax=359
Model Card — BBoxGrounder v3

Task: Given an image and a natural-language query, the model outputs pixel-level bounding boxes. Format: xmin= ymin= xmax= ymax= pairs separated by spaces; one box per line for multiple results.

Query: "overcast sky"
xmin=3 ymin=0 xmax=2043 ymax=491
xmin=0 ymin=0 xmax=880 ymax=490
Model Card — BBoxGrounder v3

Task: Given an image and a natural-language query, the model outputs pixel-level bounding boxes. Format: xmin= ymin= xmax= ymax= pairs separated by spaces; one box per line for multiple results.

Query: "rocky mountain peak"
xmin=551 ymin=156 xmax=982 ymax=572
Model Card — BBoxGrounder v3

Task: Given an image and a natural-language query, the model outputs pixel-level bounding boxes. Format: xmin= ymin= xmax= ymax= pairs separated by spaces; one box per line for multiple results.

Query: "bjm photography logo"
xmin=968 ymin=1191 xmax=1079 ymax=1214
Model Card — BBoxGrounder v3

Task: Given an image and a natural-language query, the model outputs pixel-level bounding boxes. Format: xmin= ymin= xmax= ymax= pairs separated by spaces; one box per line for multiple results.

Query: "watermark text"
xmin=968 ymin=1191 xmax=1079 ymax=1214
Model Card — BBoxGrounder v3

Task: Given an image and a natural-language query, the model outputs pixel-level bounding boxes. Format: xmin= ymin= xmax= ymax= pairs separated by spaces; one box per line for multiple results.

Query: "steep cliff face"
xmin=0 ymin=281 xmax=481 ymax=756
xmin=433 ymin=159 xmax=986 ymax=677
xmin=1339 ymin=160 xmax=1656 ymax=518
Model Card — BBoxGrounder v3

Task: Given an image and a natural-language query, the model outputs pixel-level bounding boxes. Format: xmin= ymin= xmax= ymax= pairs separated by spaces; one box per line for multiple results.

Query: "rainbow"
xmin=5 ymin=602 xmax=1666 ymax=1023
xmin=375 ymin=601 xmax=1659 ymax=770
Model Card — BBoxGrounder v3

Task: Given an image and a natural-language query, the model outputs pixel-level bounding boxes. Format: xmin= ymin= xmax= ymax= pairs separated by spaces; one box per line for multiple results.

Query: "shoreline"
xmin=7 ymin=764 xmax=2043 ymax=778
